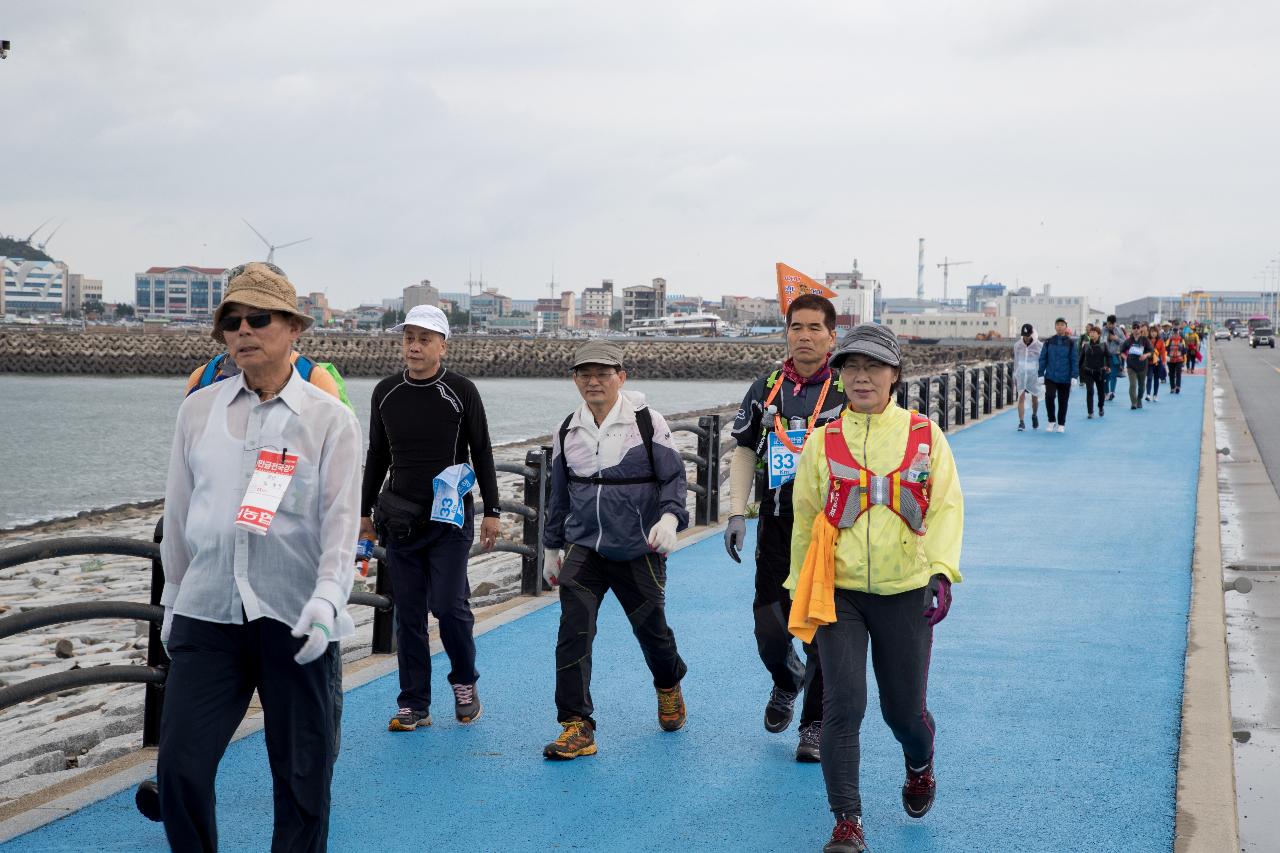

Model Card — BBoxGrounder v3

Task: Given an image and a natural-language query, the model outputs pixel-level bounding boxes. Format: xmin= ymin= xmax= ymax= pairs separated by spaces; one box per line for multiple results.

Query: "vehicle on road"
xmin=1250 ymin=327 xmax=1275 ymax=349
xmin=1247 ymin=315 xmax=1271 ymax=333
xmin=1214 ymin=328 xmax=1231 ymax=341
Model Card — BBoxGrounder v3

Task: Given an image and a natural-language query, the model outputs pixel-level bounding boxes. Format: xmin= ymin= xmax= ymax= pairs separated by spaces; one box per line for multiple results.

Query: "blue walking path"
xmin=3 ymin=374 xmax=1205 ymax=852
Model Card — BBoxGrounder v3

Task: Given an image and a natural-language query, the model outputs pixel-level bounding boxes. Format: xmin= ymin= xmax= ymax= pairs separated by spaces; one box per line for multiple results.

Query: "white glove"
xmin=646 ymin=513 xmax=679 ymax=555
xmin=291 ymin=598 xmax=336 ymax=665
xmin=543 ymin=548 xmax=562 ymax=587
xmin=160 ymin=605 xmax=174 ymax=653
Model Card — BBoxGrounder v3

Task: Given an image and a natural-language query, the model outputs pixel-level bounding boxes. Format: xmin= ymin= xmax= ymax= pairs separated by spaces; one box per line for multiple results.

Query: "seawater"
xmin=0 ymin=374 xmax=748 ymax=529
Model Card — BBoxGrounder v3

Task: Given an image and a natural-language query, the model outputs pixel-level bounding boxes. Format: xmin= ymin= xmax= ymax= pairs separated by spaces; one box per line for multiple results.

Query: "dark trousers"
xmin=386 ymin=517 xmax=478 ymax=712
xmin=815 ymin=588 xmax=935 ymax=817
xmin=755 ymin=511 xmax=823 ymax=726
xmin=1107 ymin=356 xmax=1121 ymax=394
xmin=555 ymin=544 xmax=687 ymax=727
xmin=1043 ymin=379 xmax=1071 ymax=426
xmin=1169 ymin=361 xmax=1183 ymax=392
xmin=1083 ymin=374 xmax=1107 ymax=415
xmin=158 ymin=615 xmax=339 ymax=853
xmin=1146 ymin=365 xmax=1162 ymax=396
xmin=1128 ymin=366 xmax=1147 ymax=407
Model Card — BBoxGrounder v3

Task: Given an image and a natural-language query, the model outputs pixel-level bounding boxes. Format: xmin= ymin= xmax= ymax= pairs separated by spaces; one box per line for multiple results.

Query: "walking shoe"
xmin=388 ymin=707 xmax=431 ymax=732
xmin=823 ymin=814 xmax=868 ymax=852
xmin=543 ymin=718 xmax=597 ymax=759
xmin=1131 ymin=405 xmax=1137 ymax=410
xmin=135 ymin=780 xmax=162 ymax=822
xmin=796 ymin=722 xmax=821 ymax=762
xmin=1087 ymin=412 xmax=1093 ymax=419
xmin=657 ymin=683 xmax=687 ymax=731
xmin=1031 ymin=413 xmax=1039 ymax=429
xmin=453 ymin=683 xmax=482 ymax=724
xmin=1099 ymin=408 xmax=1105 ymax=417
xmin=1107 ymin=392 xmax=1115 ymax=401
xmin=764 ymin=686 xmax=798 ymax=733
xmin=1017 ymin=420 xmax=1025 ymax=431
xmin=1058 ymin=424 xmax=1066 ymax=433
xmin=902 ymin=758 xmax=937 ymax=818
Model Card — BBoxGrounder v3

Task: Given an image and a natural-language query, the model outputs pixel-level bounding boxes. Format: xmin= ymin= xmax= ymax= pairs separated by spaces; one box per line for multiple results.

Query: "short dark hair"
xmin=1106 ymin=314 xmax=1117 ymax=324
xmin=1055 ymin=317 xmax=1067 ymax=325
xmin=786 ymin=294 xmax=836 ymax=331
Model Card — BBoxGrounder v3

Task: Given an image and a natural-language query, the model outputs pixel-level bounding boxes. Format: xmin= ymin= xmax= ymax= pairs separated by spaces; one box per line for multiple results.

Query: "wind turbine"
xmin=242 ymin=218 xmax=311 ymax=264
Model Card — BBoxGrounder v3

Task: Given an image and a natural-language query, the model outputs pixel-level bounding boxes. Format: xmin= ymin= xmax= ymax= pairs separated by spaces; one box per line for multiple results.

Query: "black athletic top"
xmin=360 ymin=368 xmax=501 ymax=519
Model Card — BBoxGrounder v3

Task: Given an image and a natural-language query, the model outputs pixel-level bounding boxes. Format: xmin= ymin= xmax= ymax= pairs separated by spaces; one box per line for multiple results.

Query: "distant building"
xmin=722 ymin=295 xmax=779 ymax=324
xmin=471 ymin=288 xmax=512 ymax=321
xmin=349 ymin=305 xmax=385 ymax=331
xmin=1115 ymin=291 xmax=1277 ymax=326
xmin=440 ymin=291 xmax=471 ymax=311
xmin=582 ymin=278 xmax=615 ymax=319
xmin=966 ymin=282 xmax=1006 ymax=313
xmin=297 ymin=291 xmax=331 ymax=326
xmin=403 ymin=280 xmax=439 ymax=311
xmin=622 ymin=278 xmax=668 ymax=328
xmin=135 ymin=266 xmax=228 ymax=320
xmin=67 ymin=274 xmax=104 ymax=311
xmin=381 ymin=296 xmax=404 ymax=312
xmin=1003 ymin=285 xmax=1093 ymax=336
xmin=485 ymin=315 xmax=541 ymax=334
xmin=511 ymin=299 xmax=539 ymax=315
xmin=879 ymin=298 xmax=942 ymax=316
xmin=1 ymin=258 xmax=70 ymax=316
xmin=883 ymin=312 xmax=1018 ymax=339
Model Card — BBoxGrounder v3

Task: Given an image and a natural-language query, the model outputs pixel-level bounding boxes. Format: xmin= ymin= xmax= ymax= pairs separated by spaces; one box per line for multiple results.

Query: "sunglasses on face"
xmin=217 ymin=311 xmax=275 ymax=333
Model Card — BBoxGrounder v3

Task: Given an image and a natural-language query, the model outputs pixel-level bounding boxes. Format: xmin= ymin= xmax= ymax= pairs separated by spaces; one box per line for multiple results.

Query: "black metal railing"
xmin=895 ymin=360 xmax=1015 ymax=431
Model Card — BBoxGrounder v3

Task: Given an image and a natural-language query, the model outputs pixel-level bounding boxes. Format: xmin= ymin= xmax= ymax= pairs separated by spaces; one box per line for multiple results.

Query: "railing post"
xmin=936 ymin=373 xmax=950 ymax=431
xmin=896 ymin=381 xmax=909 ymax=410
xmin=954 ymin=367 xmax=966 ymax=426
xmin=917 ymin=376 xmax=931 ymax=419
xmin=372 ymin=554 xmax=395 ymax=655
xmin=694 ymin=415 xmax=720 ymax=526
xmin=993 ymin=363 xmax=1004 ymax=409
xmin=983 ymin=365 xmax=994 ymax=414
xmin=541 ymin=445 xmax=554 ymax=592
xmin=1006 ymin=362 xmax=1015 ymax=406
xmin=970 ymin=368 xmax=980 ymax=421
xmin=143 ymin=518 xmax=168 ymax=749
xmin=522 ymin=448 xmax=548 ymax=596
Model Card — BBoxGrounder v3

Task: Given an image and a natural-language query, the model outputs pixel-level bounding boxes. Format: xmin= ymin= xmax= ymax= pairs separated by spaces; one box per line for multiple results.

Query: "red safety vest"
xmin=821 ymin=412 xmax=933 ymax=536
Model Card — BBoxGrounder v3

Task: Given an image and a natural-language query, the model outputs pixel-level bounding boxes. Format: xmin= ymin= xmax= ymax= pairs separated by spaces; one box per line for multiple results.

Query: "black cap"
xmin=1021 ymin=323 xmax=1034 ymax=336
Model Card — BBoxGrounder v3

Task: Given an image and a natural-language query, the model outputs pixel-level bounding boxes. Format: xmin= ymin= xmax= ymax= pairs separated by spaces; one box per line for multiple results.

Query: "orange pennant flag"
xmin=776 ymin=263 xmax=838 ymax=317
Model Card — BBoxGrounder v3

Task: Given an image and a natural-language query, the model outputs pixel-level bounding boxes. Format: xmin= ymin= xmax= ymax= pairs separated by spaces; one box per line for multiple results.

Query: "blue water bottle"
xmin=356 ymin=538 xmax=374 ymax=577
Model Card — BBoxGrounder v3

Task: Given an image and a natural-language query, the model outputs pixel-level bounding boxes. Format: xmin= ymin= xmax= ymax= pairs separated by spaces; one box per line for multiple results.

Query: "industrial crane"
xmin=936 ymin=257 xmax=972 ymax=302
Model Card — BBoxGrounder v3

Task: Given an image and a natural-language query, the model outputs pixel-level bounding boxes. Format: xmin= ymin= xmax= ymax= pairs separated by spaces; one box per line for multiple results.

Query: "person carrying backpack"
xmin=1166 ymin=331 xmax=1187 ymax=394
xmin=541 ymin=340 xmax=691 ymax=759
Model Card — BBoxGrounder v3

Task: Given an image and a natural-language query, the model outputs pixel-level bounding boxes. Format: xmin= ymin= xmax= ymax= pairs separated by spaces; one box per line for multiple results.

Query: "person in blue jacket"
xmin=1037 ymin=317 xmax=1079 ymax=433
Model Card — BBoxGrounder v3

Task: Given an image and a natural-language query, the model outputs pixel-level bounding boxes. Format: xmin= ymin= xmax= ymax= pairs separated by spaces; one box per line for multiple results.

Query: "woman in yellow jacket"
xmin=786 ymin=323 xmax=963 ymax=853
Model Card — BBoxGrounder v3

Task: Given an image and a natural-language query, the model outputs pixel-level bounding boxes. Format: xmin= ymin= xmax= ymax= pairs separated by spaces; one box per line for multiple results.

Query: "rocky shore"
xmin=0 ymin=407 xmax=738 ymax=803
xmin=0 ymin=328 xmax=1010 ymax=380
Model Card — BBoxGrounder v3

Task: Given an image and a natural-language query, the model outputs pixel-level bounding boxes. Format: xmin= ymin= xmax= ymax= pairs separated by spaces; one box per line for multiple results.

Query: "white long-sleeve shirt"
xmin=160 ymin=369 xmax=361 ymax=638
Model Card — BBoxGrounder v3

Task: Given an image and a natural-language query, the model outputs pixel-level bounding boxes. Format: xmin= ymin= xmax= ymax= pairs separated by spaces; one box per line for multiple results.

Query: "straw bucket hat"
xmin=211 ymin=262 xmax=314 ymax=343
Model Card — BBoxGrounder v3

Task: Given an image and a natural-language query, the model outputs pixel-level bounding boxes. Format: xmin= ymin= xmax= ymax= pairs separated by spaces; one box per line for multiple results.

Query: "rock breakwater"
xmin=0 ymin=330 xmax=1010 ymax=379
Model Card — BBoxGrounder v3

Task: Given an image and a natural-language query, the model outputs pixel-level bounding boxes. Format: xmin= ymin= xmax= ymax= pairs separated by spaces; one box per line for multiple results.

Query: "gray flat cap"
xmin=572 ymin=340 xmax=625 ymax=370
xmin=830 ymin=323 xmax=902 ymax=369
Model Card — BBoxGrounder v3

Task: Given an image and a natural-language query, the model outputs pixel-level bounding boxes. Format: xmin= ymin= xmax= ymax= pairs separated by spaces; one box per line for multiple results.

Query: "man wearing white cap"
xmin=360 ymin=304 xmax=501 ymax=731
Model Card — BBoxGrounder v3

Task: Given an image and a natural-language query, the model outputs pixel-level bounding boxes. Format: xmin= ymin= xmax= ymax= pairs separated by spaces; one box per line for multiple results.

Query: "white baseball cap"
xmin=390 ymin=304 xmax=450 ymax=339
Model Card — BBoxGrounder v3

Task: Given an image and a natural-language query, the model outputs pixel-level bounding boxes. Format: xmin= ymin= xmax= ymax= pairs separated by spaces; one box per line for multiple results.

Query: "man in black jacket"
xmin=1078 ymin=326 xmax=1110 ymax=418
xmin=360 ymin=305 xmax=501 ymax=732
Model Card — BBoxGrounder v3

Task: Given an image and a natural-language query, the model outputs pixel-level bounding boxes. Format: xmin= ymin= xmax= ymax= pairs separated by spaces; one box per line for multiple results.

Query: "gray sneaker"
xmin=764 ymin=686 xmax=797 ymax=733
xmin=453 ymin=683 xmax=482 ymax=724
xmin=388 ymin=707 xmax=431 ymax=732
xmin=796 ymin=722 xmax=821 ymax=763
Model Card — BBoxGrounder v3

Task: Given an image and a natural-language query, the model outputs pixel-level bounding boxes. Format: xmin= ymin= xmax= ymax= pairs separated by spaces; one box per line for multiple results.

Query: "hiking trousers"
xmin=555 ymin=544 xmax=687 ymax=727
xmin=1128 ymin=366 xmax=1147 ymax=407
xmin=1083 ymin=374 xmax=1107 ymax=415
xmin=755 ymin=510 xmax=824 ymax=726
xmin=1168 ymin=361 xmax=1183 ymax=392
xmin=816 ymin=587 xmax=935 ymax=817
xmin=159 ymin=615 xmax=339 ymax=853
xmin=386 ymin=516 xmax=479 ymax=713
xmin=1043 ymin=379 xmax=1071 ymax=426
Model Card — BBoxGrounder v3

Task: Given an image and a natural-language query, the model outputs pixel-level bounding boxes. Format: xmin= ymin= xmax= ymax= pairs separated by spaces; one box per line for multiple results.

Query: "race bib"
xmin=1128 ymin=345 xmax=1144 ymax=357
xmin=431 ymin=463 xmax=476 ymax=528
xmin=767 ymin=430 xmax=808 ymax=489
xmin=236 ymin=450 xmax=298 ymax=535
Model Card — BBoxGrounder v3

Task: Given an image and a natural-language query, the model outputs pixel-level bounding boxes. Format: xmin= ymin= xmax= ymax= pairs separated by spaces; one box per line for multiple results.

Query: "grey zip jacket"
xmin=544 ymin=390 xmax=689 ymax=561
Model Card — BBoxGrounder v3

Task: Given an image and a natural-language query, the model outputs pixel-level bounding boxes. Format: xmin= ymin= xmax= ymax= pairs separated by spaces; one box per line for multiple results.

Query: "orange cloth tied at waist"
xmin=787 ymin=513 xmax=839 ymax=643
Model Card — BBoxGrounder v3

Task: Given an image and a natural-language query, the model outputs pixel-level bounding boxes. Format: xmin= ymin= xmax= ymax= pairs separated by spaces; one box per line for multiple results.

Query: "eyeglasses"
xmin=574 ymin=369 xmax=617 ymax=382
xmin=217 ymin=311 xmax=275 ymax=333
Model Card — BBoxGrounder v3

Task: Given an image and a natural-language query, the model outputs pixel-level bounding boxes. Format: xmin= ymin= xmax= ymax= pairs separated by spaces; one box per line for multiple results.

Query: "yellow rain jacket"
xmin=786 ymin=402 xmax=964 ymax=609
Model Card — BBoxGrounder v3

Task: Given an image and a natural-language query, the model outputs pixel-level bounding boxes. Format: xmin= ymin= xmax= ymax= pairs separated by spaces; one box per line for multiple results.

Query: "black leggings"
xmin=1044 ymin=379 xmax=1071 ymax=426
xmin=1168 ymin=361 xmax=1183 ymax=392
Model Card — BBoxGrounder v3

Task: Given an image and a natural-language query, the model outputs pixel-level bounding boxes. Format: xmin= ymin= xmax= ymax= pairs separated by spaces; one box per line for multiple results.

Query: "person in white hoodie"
xmin=541 ymin=340 xmax=691 ymax=760
xmin=1013 ymin=323 xmax=1044 ymax=432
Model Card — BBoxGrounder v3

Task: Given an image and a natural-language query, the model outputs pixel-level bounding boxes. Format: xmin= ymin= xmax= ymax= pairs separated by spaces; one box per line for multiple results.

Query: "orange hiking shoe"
xmin=657 ymin=683 xmax=686 ymax=731
xmin=543 ymin=718 xmax=597 ymax=760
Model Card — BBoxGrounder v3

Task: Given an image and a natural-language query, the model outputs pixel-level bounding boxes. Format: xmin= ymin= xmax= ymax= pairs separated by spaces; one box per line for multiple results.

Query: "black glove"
xmin=724 ymin=515 xmax=747 ymax=563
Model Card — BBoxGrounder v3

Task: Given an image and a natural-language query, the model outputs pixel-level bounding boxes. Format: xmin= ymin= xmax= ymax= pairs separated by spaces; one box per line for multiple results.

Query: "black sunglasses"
xmin=217 ymin=311 xmax=276 ymax=333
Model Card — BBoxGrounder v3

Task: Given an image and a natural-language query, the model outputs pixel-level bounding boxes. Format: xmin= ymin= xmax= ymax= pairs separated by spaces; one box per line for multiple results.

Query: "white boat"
xmin=627 ymin=312 xmax=728 ymax=337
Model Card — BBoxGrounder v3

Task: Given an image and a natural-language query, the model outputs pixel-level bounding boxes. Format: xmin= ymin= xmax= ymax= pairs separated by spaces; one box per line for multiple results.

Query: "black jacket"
xmin=1079 ymin=340 xmax=1109 ymax=377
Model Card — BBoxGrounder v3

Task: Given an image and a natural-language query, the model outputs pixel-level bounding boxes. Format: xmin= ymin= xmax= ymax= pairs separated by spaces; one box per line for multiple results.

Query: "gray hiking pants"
xmin=815 ymin=587 xmax=936 ymax=817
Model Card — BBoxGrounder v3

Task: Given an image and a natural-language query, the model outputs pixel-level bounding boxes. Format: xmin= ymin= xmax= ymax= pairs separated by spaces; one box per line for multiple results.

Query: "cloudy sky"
xmin=2 ymin=1 xmax=1277 ymax=311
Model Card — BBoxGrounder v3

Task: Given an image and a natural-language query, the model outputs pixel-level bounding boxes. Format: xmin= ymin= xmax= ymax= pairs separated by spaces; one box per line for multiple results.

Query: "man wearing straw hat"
xmin=157 ymin=261 xmax=362 ymax=852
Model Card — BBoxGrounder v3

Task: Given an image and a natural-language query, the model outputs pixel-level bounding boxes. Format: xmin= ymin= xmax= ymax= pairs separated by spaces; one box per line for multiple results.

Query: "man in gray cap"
xmin=540 ymin=340 xmax=691 ymax=759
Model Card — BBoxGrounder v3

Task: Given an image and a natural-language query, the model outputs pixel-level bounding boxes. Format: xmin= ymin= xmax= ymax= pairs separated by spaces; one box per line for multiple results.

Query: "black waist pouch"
xmin=376 ymin=489 xmax=427 ymax=539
